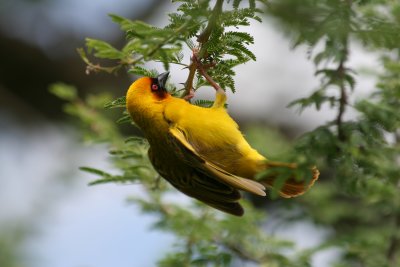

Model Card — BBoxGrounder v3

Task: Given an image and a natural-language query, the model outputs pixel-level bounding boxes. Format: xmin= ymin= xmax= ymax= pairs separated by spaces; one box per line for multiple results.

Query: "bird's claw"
xmin=192 ymin=55 xmax=224 ymax=94
xmin=183 ymin=88 xmax=195 ymax=101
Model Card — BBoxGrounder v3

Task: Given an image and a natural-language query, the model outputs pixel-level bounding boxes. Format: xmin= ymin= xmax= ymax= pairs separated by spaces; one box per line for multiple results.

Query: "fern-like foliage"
xmin=78 ymin=0 xmax=266 ymax=94
xmin=267 ymin=1 xmax=400 ymax=266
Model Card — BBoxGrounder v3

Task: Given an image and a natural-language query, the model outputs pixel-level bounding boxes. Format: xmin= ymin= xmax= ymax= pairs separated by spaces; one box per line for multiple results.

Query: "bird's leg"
xmin=192 ymin=50 xmax=225 ymax=95
xmin=201 ymin=61 xmax=217 ymax=69
xmin=183 ymin=87 xmax=195 ymax=101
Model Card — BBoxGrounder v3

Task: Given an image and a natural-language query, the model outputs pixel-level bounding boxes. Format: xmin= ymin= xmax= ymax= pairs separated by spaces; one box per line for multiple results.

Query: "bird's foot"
xmin=183 ymin=88 xmax=195 ymax=101
xmin=191 ymin=49 xmax=215 ymax=71
xmin=191 ymin=51 xmax=224 ymax=94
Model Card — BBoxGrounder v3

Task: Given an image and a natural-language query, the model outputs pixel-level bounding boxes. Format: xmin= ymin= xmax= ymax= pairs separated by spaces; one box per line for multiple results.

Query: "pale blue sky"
xmin=0 ymin=0 xmax=152 ymax=56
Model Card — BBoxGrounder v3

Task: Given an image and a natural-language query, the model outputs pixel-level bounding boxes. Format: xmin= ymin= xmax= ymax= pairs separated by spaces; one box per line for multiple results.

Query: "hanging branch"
xmin=182 ymin=0 xmax=224 ymax=98
xmin=193 ymin=53 xmax=223 ymax=93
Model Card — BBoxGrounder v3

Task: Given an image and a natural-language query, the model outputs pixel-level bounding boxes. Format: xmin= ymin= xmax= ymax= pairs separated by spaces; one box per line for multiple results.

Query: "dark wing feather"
xmin=147 ymin=126 xmax=266 ymax=216
xmin=169 ymin=127 xmax=266 ymax=196
xmin=148 ymin=148 xmax=244 ymax=216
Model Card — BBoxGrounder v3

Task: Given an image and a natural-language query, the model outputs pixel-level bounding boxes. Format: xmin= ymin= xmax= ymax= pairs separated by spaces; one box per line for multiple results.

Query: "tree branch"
xmin=335 ymin=0 xmax=351 ymax=142
xmin=336 ymin=58 xmax=348 ymax=142
xmin=196 ymin=0 xmax=224 ymax=48
xmin=182 ymin=0 xmax=224 ymax=98
xmin=193 ymin=54 xmax=223 ymax=93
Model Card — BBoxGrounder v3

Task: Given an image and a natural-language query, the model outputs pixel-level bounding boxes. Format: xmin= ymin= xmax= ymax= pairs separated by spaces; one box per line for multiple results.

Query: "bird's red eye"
xmin=151 ymin=84 xmax=158 ymax=91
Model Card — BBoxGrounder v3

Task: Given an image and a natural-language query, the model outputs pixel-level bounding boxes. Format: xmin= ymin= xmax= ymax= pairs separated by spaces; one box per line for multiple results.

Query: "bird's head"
xmin=127 ymin=71 xmax=170 ymax=101
xmin=126 ymin=72 xmax=170 ymax=126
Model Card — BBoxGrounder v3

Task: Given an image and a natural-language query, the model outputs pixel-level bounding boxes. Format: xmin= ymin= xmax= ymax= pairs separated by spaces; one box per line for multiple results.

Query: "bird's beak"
xmin=157 ymin=71 xmax=169 ymax=91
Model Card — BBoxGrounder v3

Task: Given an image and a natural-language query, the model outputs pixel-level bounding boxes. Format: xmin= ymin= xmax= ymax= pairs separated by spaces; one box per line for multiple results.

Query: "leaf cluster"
xmin=267 ymin=1 xmax=400 ymax=266
xmin=49 ymin=83 xmax=120 ymax=142
xmin=79 ymin=0 xmax=265 ymax=94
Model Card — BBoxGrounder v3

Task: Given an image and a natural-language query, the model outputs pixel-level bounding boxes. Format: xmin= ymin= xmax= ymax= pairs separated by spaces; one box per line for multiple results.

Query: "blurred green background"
xmin=1 ymin=1 xmax=394 ymax=267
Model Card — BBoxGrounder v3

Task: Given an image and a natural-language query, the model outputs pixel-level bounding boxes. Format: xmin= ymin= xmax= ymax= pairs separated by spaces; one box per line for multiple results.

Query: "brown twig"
xmin=182 ymin=0 xmax=224 ymax=98
xmin=183 ymin=62 xmax=198 ymax=98
xmin=192 ymin=53 xmax=224 ymax=93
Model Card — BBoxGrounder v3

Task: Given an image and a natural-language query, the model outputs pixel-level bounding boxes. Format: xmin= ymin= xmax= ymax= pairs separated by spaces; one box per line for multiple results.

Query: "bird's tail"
xmin=260 ymin=161 xmax=319 ymax=198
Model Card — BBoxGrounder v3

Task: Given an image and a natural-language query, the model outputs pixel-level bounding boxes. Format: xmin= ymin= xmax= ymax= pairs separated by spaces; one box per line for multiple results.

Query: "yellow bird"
xmin=126 ymin=71 xmax=318 ymax=216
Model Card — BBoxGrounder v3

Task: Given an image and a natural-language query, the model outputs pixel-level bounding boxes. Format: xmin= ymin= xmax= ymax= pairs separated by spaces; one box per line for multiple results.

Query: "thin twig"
xmin=336 ymin=59 xmax=348 ymax=142
xmin=182 ymin=0 xmax=224 ymax=98
xmin=154 ymin=60 xmax=188 ymax=68
xmin=196 ymin=0 xmax=224 ymax=49
xmin=336 ymin=0 xmax=352 ymax=142
xmin=193 ymin=54 xmax=224 ymax=93
xmin=83 ymin=21 xmax=190 ymax=75
xmin=183 ymin=63 xmax=198 ymax=98
xmin=213 ymin=239 xmax=262 ymax=264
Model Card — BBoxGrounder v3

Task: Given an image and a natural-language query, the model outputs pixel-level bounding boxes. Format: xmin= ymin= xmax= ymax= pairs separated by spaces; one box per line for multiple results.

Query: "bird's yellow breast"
xmin=164 ymin=97 xmax=266 ymax=176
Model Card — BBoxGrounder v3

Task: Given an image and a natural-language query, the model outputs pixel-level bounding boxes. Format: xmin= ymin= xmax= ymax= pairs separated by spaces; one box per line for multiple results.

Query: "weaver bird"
xmin=126 ymin=71 xmax=318 ymax=216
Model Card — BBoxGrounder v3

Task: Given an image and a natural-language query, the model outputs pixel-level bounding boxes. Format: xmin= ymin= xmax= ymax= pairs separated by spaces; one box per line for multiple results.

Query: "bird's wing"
xmin=148 ymin=146 xmax=244 ymax=216
xmin=169 ymin=126 xmax=266 ymax=197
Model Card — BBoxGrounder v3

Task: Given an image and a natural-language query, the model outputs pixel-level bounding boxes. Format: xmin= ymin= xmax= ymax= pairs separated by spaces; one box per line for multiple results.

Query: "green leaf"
xmin=116 ymin=113 xmax=132 ymax=124
xmin=225 ymin=31 xmax=254 ymax=45
xmin=125 ymin=136 xmax=148 ymax=145
xmin=80 ymin=166 xmax=112 ymax=177
xmin=109 ymin=14 xmax=135 ymax=32
xmin=86 ymin=38 xmax=124 ymax=59
xmin=193 ymin=99 xmax=215 ymax=108
xmin=104 ymin=96 xmax=126 ymax=109
xmin=77 ymin=48 xmax=91 ymax=66
xmin=128 ymin=66 xmax=159 ymax=77
xmin=49 ymin=83 xmax=77 ymax=101
xmin=233 ymin=0 xmax=241 ymax=9
xmin=88 ymin=175 xmax=138 ymax=186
